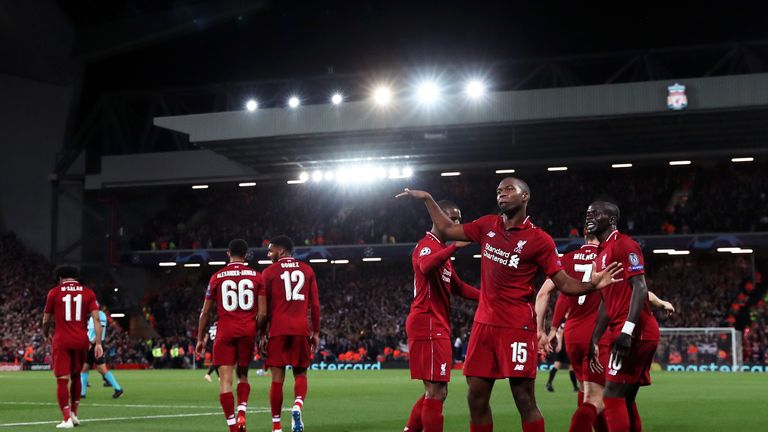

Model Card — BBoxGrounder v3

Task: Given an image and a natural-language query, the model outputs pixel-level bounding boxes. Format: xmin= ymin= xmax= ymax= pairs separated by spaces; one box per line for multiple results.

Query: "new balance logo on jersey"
xmin=486 ymin=231 xmax=496 ymax=238
xmin=508 ymin=254 xmax=520 ymax=268
xmin=514 ymin=364 xmax=525 ymax=371
xmin=440 ymin=363 xmax=447 ymax=376
xmin=514 ymin=240 xmax=527 ymax=253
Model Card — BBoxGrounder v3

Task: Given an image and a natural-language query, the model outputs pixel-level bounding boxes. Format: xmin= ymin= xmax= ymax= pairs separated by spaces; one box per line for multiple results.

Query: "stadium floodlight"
xmin=362 ymin=257 xmax=382 ymax=262
xmin=450 ymin=257 xmax=455 ymax=261
xmin=388 ymin=167 xmax=400 ymax=178
xmin=441 ymin=172 xmax=461 ymax=177
xmin=312 ymin=171 xmax=324 ymax=182
xmin=258 ymin=260 xmax=272 ymax=265
xmin=183 ymin=263 xmax=201 ymax=268
xmin=652 ymin=249 xmax=676 ymax=254
xmin=287 ymin=179 xmax=305 ymax=184
xmin=473 ymin=254 xmax=481 ymax=259
xmin=716 ymin=247 xmax=740 ymax=253
xmin=245 ymin=99 xmax=258 ymax=111
xmin=547 ymin=166 xmax=568 ymax=172
xmin=416 ymin=81 xmax=440 ymax=104
xmin=402 ymin=167 xmax=413 ymax=177
xmin=374 ymin=166 xmax=387 ymax=179
xmin=309 ymin=259 xmax=328 ymax=263
xmin=238 ymin=182 xmax=256 ymax=187
xmin=331 ymin=259 xmax=350 ymax=264
xmin=324 ymin=171 xmax=335 ymax=181
xmin=114 ymin=288 xmax=119 ymax=292
xmin=612 ymin=163 xmax=633 ymax=168
xmin=669 ymin=160 xmax=691 ymax=166
xmin=465 ymin=79 xmax=486 ymax=99
xmin=373 ymin=86 xmax=392 ymax=106
xmin=495 ymin=169 xmax=515 ymax=174
xmin=731 ymin=157 xmax=754 ymax=163
xmin=731 ymin=249 xmax=754 ymax=254
xmin=192 ymin=184 xmax=209 ymax=189
xmin=208 ymin=261 xmax=226 ymax=265
xmin=159 ymin=262 xmax=177 ymax=267
xmin=667 ymin=250 xmax=690 ymax=255
xmin=331 ymin=93 xmax=343 ymax=105
xmin=288 ymin=96 xmax=300 ymax=108
xmin=299 ymin=172 xmax=310 ymax=182
xmin=110 ymin=313 xmax=125 ymax=318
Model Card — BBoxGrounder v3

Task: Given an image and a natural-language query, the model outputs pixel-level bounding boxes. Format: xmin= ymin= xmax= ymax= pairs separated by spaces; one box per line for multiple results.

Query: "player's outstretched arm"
xmin=648 ymin=291 xmax=675 ymax=316
xmin=535 ymin=278 xmax=557 ymax=354
xmin=612 ymin=275 xmax=648 ymax=360
xmin=589 ymin=300 xmax=609 ymax=374
xmin=551 ymin=261 xmax=623 ymax=295
xmin=195 ymin=299 xmax=213 ymax=356
xmin=91 ymin=309 xmax=104 ymax=359
xmin=395 ymin=189 xmax=470 ymax=241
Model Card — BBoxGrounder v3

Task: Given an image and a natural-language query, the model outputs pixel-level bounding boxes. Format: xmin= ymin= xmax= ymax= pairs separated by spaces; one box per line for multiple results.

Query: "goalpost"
xmin=658 ymin=327 xmax=743 ymax=371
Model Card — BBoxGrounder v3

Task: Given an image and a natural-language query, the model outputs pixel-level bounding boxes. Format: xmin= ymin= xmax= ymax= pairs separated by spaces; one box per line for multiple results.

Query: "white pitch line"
xmin=0 ymin=401 xmax=262 ymax=410
xmin=0 ymin=408 xmax=284 ymax=427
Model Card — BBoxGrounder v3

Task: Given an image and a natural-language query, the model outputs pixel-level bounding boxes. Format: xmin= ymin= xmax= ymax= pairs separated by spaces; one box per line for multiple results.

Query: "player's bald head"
xmin=501 ymin=177 xmax=530 ymax=196
xmin=437 ymin=199 xmax=459 ymax=213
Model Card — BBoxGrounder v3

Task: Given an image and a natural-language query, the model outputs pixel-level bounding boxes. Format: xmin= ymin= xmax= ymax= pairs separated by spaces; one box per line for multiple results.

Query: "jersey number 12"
xmin=280 ymin=270 xmax=305 ymax=301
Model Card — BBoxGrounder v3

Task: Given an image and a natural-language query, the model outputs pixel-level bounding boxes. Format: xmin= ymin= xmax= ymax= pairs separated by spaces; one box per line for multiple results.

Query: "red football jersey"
xmin=463 ymin=215 xmax=562 ymax=330
xmin=551 ymin=244 xmax=604 ymax=345
xmin=44 ymin=281 xmax=99 ymax=350
xmin=262 ymin=257 xmax=320 ymax=337
xmin=407 ymin=232 xmax=464 ymax=340
xmin=596 ymin=230 xmax=659 ymax=341
xmin=205 ymin=262 xmax=263 ymax=338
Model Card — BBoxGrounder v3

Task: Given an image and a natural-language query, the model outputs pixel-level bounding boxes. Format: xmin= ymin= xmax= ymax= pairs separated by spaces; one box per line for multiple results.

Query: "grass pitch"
xmin=0 ymin=369 xmax=765 ymax=431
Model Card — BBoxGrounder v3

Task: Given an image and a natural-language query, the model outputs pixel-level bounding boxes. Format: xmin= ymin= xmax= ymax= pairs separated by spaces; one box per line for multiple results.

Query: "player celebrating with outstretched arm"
xmin=196 ymin=239 xmax=265 ymax=432
xmin=586 ymin=201 xmax=659 ymax=432
xmin=397 ymin=178 xmax=623 ymax=432
xmin=259 ymin=235 xmax=320 ymax=432
xmin=404 ymin=200 xmax=480 ymax=432
xmin=43 ymin=265 xmax=103 ymax=429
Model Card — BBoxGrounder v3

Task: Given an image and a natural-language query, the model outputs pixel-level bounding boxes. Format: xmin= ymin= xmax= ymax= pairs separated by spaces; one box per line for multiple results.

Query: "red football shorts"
xmin=408 ymin=338 xmax=452 ymax=382
xmin=606 ymin=339 xmax=658 ymax=386
xmin=463 ymin=322 xmax=537 ymax=379
xmin=568 ymin=342 xmax=607 ymax=386
xmin=52 ymin=348 xmax=87 ymax=377
xmin=266 ymin=335 xmax=311 ymax=369
xmin=213 ymin=334 xmax=256 ymax=367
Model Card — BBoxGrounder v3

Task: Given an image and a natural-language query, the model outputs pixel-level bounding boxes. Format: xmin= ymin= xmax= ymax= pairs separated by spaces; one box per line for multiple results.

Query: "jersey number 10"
xmin=280 ymin=270 xmax=305 ymax=301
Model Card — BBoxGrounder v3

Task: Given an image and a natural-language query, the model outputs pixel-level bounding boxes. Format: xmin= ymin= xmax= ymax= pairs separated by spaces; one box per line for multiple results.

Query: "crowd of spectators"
xmin=128 ymin=162 xmax=768 ymax=250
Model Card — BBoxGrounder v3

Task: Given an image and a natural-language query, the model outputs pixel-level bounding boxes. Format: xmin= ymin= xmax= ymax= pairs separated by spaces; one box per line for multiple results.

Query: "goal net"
xmin=657 ymin=327 xmax=743 ymax=372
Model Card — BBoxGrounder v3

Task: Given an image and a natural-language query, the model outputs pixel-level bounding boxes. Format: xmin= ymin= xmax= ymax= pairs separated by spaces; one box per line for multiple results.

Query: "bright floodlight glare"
xmin=388 ymin=167 xmax=400 ymax=178
xmin=495 ymin=169 xmax=515 ymax=174
xmin=465 ymin=80 xmax=486 ymax=99
xmin=245 ymin=99 xmax=258 ymax=111
xmin=374 ymin=166 xmax=387 ymax=179
xmin=288 ymin=96 xmax=300 ymax=108
xmin=373 ymin=86 xmax=392 ymax=105
xmin=731 ymin=157 xmax=754 ymax=163
xmin=417 ymin=81 xmax=440 ymax=104
xmin=669 ymin=160 xmax=691 ymax=166
xmin=331 ymin=93 xmax=343 ymax=105
xmin=402 ymin=167 xmax=413 ymax=177
xmin=312 ymin=171 xmax=323 ymax=182
xmin=299 ymin=172 xmax=309 ymax=182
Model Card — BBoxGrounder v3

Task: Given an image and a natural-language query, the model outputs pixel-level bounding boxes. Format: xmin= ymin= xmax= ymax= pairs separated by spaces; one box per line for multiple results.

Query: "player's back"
xmin=207 ymin=262 xmax=262 ymax=338
xmin=44 ymin=281 xmax=98 ymax=350
xmin=559 ymin=244 xmax=602 ymax=344
xmin=262 ymin=257 xmax=318 ymax=336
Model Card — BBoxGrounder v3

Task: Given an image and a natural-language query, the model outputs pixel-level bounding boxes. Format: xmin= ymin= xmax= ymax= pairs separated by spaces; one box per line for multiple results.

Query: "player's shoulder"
xmin=298 ymin=259 xmax=316 ymax=275
xmin=472 ymin=214 xmax=500 ymax=226
xmin=615 ymin=232 xmax=642 ymax=251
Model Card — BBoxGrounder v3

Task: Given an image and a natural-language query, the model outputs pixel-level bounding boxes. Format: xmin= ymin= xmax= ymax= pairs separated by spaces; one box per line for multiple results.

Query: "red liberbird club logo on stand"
xmin=667 ymin=83 xmax=688 ymax=110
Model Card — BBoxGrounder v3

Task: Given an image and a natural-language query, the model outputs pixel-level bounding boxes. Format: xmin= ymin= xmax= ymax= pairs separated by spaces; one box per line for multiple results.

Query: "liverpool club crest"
xmin=667 ymin=83 xmax=688 ymax=111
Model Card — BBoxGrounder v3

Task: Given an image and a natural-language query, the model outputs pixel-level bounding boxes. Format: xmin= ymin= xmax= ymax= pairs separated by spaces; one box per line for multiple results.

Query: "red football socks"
xmin=294 ymin=375 xmax=307 ymax=409
xmin=270 ymin=382 xmax=284 ymax=430
xmin=469 ymin=422 xmax=493 ymax=432
xmin=56 ymin=378 xmax=71 ymax=421
xmin=69 ymin=374 xmax=81 ymax=415
xmin=236 ymin=382 xmax=250 ymax=414
xmin=604 ymin=397 xmax=630 ymax=432
xmin=405 ymin=395 xmax=425 ymax=432
xmin=421 ymin=398 xmax=444 ymax=432
xmin=595 ymin=412 xmax=609 ymax=432
xmin=219 ymin=392 xmax=237 ymax=432
xmin=522 ymin=418 xmax=545 ymax=432
xmin=569 ymin=402 xmax=598 ymax=432
xmin=628 ymin=402 xmax=642 ymax=432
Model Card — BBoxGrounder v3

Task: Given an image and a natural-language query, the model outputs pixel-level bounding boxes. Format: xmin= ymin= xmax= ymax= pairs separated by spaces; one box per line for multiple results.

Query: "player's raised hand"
xmin=661 ymin=300 xmax=676 ymax=317
xmin=590 ymin=261 xmax=624 ymax=290
xmin=195 ymin=340 xmax=205 ymax=356
xmin=588 ymin=343 xmax=604 ymax=374
xmin=395 ymin=188 xmax=433 ymax=201
xmin=94 ymin=343 xmax=104 ymax=359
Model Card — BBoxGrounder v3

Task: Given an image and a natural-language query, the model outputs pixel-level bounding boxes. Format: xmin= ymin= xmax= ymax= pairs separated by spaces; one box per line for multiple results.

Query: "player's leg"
xmin=422 ymin=380 xmax=448 ymax=432
xmin=291 ymin=367 xmax=308 ymax=432
xmin=546 ymin=361 xmax=560 ymax=392
xmin=234 ymin=336 xmax=255 ymax=432
xmin=52 ymin=349 xmax=74 ymax=428
xmin=568 ymin=364 xmax=578 ymax=392
xmin=570 ymin=380 xmax=606 ymax=432
xmin=466 ymin=376 xmax=495 ymax=431
xmin=80 ymin=362 xmax=89 ymax=398
xmin=625 ymin=384 xmax=641 ymax=432
xmin=218 ymin=365 xmax=239 ymax=432
xmin=509 ymin=378 xmax=545 ymax=432
xmin=404 ymin=339 xmax=426 ymax=432
xmin=69 ymin=350 xmax=86 ymax=423
xmin=603 ymin=381 xmax=631 ymax=432
xmin=270 ymin=366 xmax=286 ymax=432
xmin=97 ymin=363 xmax=124 ymax=398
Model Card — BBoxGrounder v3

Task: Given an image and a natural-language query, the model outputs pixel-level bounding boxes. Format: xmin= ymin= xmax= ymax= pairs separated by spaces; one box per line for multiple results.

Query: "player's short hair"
xmin=227 ymin=238 xmax=249 ymax=258
xmin=598 ymin=201 xmax=621 ymax=222
xmin=54 ymin=265 xmax=79 ymax=281
xmin=501 ymin=177 xmax=531 ymax=196
xmin=269 ymin=235 xmax=294 ymax=253
xmin=437 ymin=199 xmax=459 ymax=213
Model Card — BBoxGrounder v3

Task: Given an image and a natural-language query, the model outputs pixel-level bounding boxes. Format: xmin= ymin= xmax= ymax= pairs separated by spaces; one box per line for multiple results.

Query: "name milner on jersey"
xmin=573 ymin=252 xmax=597 ymax=261
xmin=216 ymin=269 xmax=258 ymax=278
